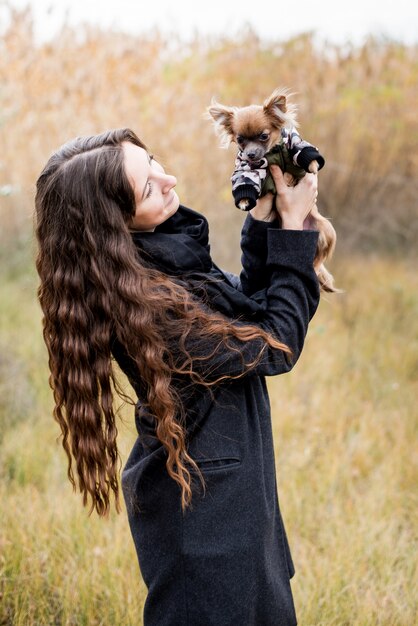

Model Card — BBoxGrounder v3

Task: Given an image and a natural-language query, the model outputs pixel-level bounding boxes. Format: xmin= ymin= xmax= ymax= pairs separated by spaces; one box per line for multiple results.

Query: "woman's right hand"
xmin=270 ymin=164 xmax=318 ymax=230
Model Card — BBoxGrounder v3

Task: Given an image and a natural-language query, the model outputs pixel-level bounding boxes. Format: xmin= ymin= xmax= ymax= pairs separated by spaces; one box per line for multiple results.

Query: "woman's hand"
xmin=250 ymin=165 xmax=318 ymax=228
xmin=270 ymin=165 xmax=318 ymax=230
xmin=250 ymin=192 xmax=276 ymax=222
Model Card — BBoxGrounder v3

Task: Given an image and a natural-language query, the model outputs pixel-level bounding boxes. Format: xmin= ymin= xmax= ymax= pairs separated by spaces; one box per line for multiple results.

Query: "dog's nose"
xmin=247 ymin=151 xmax=256 ymax=159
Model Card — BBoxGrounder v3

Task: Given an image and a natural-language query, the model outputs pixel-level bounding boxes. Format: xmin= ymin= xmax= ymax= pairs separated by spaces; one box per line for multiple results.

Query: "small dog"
xmin=207 ymin=88 xmax=337 ymax=293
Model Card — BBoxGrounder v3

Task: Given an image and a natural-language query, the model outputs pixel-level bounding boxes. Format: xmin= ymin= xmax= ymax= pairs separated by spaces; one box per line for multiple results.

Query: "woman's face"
xmin=122 ymin=142 xmax=180 ymax=231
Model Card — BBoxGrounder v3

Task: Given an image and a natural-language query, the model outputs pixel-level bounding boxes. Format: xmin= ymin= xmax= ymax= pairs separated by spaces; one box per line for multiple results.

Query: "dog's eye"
xmin=259 ymin=133 xmax=270 ymax=141
xmin=237 ymin=136 xmax=245 ymax=145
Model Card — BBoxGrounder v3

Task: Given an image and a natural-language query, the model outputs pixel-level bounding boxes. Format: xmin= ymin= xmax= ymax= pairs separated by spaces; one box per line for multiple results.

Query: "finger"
xmin=252 ymin=192 xmax=276 ymax=220
xmin=283 ymin=172 xmax=294 ymax=187
xmin=269 ymin=164 xmax=287 ymax=192
xmin=305 ymin=172 xmax=318 ymax=187
xmin=308 ymin=160 xmax=318 ymax=174
xmin=255 ymin=192 xmax=274 ymax=211
xmin=257 ymin=192 xmax=274 ymax=204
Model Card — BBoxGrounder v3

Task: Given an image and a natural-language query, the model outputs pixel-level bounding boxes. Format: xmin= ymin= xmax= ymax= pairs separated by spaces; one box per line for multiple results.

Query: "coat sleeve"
xmin=176 ymin=216 xmax=320 ymax=381
xmin=217 ymin=213 xmax=281 ymax=296
xmin=239 ymin=213 xmax=280 ymax=296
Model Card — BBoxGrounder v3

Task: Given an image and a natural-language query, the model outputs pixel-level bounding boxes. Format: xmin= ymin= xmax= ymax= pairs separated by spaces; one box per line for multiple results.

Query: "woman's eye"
xmin=146 ymin=181 xmax=153 ymax=198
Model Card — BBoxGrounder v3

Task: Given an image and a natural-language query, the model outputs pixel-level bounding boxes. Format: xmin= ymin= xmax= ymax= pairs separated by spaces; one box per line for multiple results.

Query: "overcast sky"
xmin=2 ymin=0 xmax=418 ymax=45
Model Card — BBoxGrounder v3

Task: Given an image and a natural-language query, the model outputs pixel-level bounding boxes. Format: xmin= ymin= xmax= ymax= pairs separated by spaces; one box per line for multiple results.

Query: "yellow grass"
xmin=1 ymin=8 xmax=418 ymax=262
xmin=270 ymin=257 xmax=418 ymax=624
xmin=1 ymin=255 xmax=417 ymax=625
xmin=1 ymin=5 xmax=417 ymax=625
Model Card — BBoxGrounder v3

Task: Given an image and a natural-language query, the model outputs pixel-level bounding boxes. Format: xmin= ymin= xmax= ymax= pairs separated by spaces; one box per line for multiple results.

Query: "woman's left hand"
xmin=250 ymin=192 xmax=276 ymax=222
xmin=270 ymin=165 xmax=318 ymax=230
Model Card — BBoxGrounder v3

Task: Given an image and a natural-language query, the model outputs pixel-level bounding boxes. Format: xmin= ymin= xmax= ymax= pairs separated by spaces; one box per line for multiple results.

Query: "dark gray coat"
xmin=111 ymin=205 xmax=320 ymax=626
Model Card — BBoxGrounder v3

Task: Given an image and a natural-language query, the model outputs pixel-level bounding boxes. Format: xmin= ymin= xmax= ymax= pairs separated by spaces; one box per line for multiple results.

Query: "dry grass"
xmin=1 ymin=5 xmax=417 ymax=625
xmin=1 ymin=255 xmax=417 ymax=625
xmin=270 ymin=256 xmax=418 ymax=624
xmin=1 ymin=7 xmax=418 ymax=266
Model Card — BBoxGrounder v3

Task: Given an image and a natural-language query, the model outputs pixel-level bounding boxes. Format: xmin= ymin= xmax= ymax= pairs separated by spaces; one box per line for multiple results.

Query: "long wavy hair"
xmin=35 ymin=128 xmax=291 ymax=516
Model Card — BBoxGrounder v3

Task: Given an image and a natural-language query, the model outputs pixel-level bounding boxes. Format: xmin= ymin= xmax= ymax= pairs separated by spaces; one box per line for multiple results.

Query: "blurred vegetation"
xmin=1 ymin=6 xmax=418 ymax=270
xmin=1 ymin=256 xmax=417 ymax=625
xmin=1 ymin=4 xmax=417 ymax=625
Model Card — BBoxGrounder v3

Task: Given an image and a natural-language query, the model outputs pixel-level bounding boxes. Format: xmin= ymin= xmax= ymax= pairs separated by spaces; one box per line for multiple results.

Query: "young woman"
xmin=35 ymin=127 xmax=320 ymax=626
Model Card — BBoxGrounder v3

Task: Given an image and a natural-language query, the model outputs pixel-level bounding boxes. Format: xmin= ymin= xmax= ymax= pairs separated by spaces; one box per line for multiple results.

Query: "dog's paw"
xmin=238 ymin=199 xmax=251 ymax=211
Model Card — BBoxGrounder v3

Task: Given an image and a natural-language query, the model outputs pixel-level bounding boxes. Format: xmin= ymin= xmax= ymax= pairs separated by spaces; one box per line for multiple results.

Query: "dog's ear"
xmin=206 ymin=100 xmax=235 ymax=128
xmin=205 ymin=98 xmax=236 ymax=147
xmin=263 ymin=88 xmax=298 ymax=129
xmin=264 ymin=89 xmax=287 ymax=113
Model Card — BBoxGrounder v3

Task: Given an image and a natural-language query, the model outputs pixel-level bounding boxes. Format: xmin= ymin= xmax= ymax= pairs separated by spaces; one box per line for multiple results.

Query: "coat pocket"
xmin=193 ymin=456 xmax=241 ymax=472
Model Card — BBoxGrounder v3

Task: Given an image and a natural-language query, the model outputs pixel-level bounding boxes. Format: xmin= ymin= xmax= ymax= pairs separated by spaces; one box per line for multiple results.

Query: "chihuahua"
xmin=207 ymin=88 xmax=337 ymax=293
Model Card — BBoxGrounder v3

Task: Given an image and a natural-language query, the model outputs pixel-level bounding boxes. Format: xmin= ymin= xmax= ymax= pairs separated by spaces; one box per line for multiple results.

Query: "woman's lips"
xmin=166 ymin=190 xmax=176 ymax=208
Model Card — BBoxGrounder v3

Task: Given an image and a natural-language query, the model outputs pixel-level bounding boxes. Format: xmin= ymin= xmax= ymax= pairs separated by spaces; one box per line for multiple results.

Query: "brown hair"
xmin=35 ymin=128 xmax=290 ymax=516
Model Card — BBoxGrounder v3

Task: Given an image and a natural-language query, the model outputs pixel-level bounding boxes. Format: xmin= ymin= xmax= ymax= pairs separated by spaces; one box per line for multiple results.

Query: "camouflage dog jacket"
xmin=231 ymin=127 xmax=325 ymax=211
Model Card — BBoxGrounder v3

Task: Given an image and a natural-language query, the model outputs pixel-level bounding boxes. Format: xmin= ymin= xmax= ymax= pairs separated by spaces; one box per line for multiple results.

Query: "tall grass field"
xmin=1 ymin=7 xmax=417 ymax=625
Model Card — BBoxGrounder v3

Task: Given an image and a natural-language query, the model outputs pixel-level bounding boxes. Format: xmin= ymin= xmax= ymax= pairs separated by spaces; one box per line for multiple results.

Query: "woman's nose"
xmin=162 ymin=174 xmax=177 ymax=192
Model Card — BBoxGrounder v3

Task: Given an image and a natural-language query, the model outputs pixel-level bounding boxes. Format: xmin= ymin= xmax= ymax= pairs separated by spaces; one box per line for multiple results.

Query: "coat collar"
xmin=130 ymin=204 xmax=265 ymax=320
xmin=130 ymin=205 xmax=212 ymax=275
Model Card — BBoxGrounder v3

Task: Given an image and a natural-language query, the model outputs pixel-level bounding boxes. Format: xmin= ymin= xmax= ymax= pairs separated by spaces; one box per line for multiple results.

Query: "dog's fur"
xmin=207 ymin=88 xmax=338 ymax=293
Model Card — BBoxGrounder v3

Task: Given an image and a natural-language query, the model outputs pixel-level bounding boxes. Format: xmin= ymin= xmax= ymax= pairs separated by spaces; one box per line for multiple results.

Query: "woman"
xmin=35 ymin=128 xmax=320 ymax=626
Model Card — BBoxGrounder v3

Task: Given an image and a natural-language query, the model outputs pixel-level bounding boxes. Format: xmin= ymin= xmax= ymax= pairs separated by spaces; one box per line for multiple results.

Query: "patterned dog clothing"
xmin=231 ymin=127 xmax=325 ymax=211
